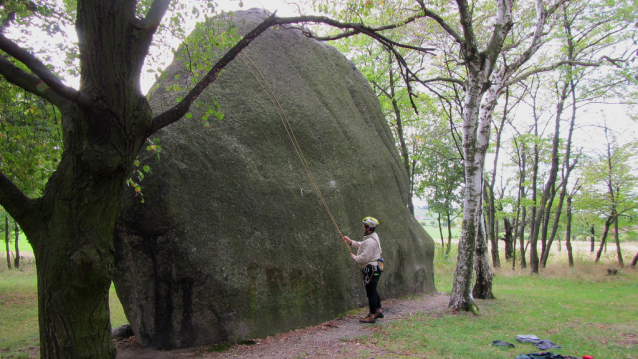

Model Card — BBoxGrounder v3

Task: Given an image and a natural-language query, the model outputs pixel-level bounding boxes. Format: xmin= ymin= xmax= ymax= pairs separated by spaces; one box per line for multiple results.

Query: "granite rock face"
xmin=114 ymin=9 xmax=435 ymax=349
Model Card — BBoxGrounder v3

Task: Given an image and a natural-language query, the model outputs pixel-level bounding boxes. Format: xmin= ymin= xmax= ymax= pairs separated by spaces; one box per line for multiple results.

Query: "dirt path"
xmin=115 ymin=292 xmax=450 ymax=359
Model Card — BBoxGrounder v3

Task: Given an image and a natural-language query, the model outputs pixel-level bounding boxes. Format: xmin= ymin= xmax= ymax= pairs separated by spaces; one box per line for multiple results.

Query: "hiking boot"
xmin=359 ymin=313 xmax=376 ymax=323
xmin=375 ymin=308 xmax=384 ymax=319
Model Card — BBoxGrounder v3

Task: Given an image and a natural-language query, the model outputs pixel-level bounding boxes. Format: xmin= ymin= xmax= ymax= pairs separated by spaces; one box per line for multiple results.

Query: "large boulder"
xmin=114 ymin=9 xmax=435 ymax=349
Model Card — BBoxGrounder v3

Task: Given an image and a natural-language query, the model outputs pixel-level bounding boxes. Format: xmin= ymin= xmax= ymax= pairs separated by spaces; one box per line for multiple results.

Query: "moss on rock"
xmin=114 ymin=8 xmax=435 ymax=349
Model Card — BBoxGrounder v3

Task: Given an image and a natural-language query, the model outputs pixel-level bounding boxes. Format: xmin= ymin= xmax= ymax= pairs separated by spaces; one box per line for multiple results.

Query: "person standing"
xmin=343 ymin=217 xmax=384 ymax=323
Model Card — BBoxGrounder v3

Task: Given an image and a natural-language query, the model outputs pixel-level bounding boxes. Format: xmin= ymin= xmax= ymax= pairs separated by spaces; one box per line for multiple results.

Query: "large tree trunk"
xmin=31 ymin=175 xmax=122 ymax=358
xmin=19 ymin=3 xmax=153 ymax=356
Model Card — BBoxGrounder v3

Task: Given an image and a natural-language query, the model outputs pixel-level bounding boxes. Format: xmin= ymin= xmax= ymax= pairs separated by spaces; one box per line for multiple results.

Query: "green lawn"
xmin=1 ymin=243 xmax=636 ymax=358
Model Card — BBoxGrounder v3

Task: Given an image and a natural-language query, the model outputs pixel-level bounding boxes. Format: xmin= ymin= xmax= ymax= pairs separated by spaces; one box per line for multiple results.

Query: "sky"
xmin=221 ymin=0 xmax=303 ymax=16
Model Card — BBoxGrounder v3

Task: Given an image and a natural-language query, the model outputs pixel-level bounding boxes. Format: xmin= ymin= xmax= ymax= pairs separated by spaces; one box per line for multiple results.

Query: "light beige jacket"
xmin=350 ymin=232 xmax=382 ymax=269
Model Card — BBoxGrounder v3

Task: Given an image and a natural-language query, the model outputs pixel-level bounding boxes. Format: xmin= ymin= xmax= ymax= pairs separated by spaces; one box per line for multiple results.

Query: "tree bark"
xmin=530 ymin=81 xmax=565 ymax=273
xmin=614 ymin=215 xmax=624 ymax=267
xmin=503 ymin=217 xmax=514 ymax=260
xmin=565 ymin=195 xmax=574 ymax=267
xmin=473 ymin=213 xmax=495 ymax=299
xmin=514 ymin=138 xmax=527 ymax=269
xmin=388 ymin=53 xmax=414 ymax=215
xmin=437 ymin=213 xmax=445 ymax=249
xmin=595 ymin=216 xmax=614 ymax=263
xmin=14 ymin=219 xmax=20 ymax=269
xmin=529 ymin=108 xmax=540 ymax=273
xmin=446 ymin=210 xmax=453 ymax=255
xmin=5 ymin=215 xmax=11 ymax=270
xmin=631 ymin=252 xmax=638 ymax=268
xmin=589 ymin=225 xmax=595 ymax=252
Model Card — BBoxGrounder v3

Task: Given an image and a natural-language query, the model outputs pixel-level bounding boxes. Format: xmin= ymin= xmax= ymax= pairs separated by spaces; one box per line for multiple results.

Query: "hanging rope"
xmin=238 ymin=52 xmax=352 ymax=254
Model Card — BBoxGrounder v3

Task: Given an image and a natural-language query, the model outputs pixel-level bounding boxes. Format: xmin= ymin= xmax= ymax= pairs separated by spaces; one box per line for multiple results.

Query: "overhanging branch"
xmin=0 ymin=33 xmax=93 ymax=107
xmin=506 ymin=57 xmax=623 ymax=86
xmin=0 ymin=56 xmax=68 ymax=108
xmin=149 ymin=13 xmax=436 ymax=134
xmin=416 ymin=0 xmax=464 ymax=43
xmin=0 ymin=170 xmax=33 ymax=226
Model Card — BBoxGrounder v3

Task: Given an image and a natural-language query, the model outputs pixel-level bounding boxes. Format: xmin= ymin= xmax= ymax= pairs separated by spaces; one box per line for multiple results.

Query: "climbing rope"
xmin=238 ymin=52 xmax=352 ymax=254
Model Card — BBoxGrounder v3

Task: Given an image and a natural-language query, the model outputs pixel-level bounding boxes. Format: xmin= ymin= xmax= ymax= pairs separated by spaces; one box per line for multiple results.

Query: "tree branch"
xmin=0 ymin=33 xmax=93 ymax=107
xmin=304 ymin=20 xmax=436 ymax=54
xmin=148 ymin=13 xmax=282 ymax=134
xmin=137 ymin=0 xmax=170 ymax=29
xmin=149 ymin=13 xmax=435 ymax=134
xmin=0 ymin=56 xmax=69 ymax=108
xmin=506 ymin=57 xmax=623 ymax=86
xmin=416 ymin=0 xmax=464 ymax=43
xmin=0 ymin=170 xmax=33 ymax=225
xmin=414 ymin=76 xmax=465 ymax=87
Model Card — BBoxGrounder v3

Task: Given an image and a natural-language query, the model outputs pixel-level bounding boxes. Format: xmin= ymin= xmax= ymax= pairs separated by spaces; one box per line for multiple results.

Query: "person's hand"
xmin=343 ymin=236 xmax=352 ymax=245
xmin=350 ymin=253 xmax=356 ymax=260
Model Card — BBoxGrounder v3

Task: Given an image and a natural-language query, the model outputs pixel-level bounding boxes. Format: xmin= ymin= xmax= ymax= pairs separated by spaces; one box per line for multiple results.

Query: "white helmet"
xmin=362 ymin=217 xmax=379 ymax=228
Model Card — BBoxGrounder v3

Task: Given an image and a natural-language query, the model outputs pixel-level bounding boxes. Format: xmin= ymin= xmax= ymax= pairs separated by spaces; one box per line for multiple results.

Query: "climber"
xmin=343 ymin=216 xmax=384 ymax=323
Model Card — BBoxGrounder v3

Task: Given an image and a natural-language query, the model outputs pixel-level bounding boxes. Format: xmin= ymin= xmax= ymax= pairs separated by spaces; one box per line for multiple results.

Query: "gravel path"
xmin=116 ymin=292 xmax=450 ymax=359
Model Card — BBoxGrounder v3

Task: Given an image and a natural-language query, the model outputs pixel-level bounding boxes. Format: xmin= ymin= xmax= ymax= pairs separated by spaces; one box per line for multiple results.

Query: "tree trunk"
xmin=631 ymin=252 xmax=638 ymax=268
xmin=473 ymin=214 xmax=495 ymax=299
xmin=437 ymin=213 xmax=445 ymax=249
xmin=449 ymin=78 xmax=484 ymax=313
xmin=5 ymin=215 xmax=10 ymax=270
xmin=388 ymin=53 xmax=414 ymax=215
xmin=485 ymin=183 xmax=501 ymax=268
xmin=541 ymin=185 xmax=565 ymax=267
xmin=589 ymin=225 xmax=595 ymax=252
xmin=614 ymin=215 xmax=624 ymax=267
xmin=14 ymin=219 xmax=20 ymax=269
xmin=446 ymin=211 xmax=453 ymax=255
xmin=565 ymin=195 xmax=574 ymax=267
xmin=529 ymin=114 xmax=540 ymax=273
xmin=0 ymin=1 xmax=283 ymax=357
xmin=514 ymin=138 xmax=527 ymax=269
xmin=595 ymin=216 xmax=614 ymax=263
xmin=24 ymin=140 xmax=138 ymax=358
xmin=503 ymin=217 xmax=514 ymax=260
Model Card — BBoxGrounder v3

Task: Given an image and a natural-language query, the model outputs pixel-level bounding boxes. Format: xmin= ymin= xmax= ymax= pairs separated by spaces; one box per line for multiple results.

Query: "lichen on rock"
xmin=114 ymin=8 xmax=435 ymax=349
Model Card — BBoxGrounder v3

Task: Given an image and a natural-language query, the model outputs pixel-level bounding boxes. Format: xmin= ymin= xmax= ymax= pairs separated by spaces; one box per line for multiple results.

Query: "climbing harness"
xmin=238 ymin=52 xmax=352 ymax=254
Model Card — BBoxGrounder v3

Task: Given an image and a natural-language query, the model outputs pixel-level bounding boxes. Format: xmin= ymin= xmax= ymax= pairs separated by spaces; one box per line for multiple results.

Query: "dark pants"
xmin=364 ymin=273 xmax=381 ymax=314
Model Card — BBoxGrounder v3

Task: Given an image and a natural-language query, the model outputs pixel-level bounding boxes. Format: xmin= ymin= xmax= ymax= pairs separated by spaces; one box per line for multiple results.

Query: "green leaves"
xmin=125 ymin=139 xmax=160 ymax=203
xmin=0 ymin=79 xmax=62 ymax=198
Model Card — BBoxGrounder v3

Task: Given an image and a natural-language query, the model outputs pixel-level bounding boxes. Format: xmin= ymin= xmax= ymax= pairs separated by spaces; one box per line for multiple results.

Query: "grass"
xmin=0 ymin=262 xmax=127 ymax=358
xmin=360 ymin=248 xmax=638 ymax=359
xmin=1 ymin=244 xmax=637 ymax=358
